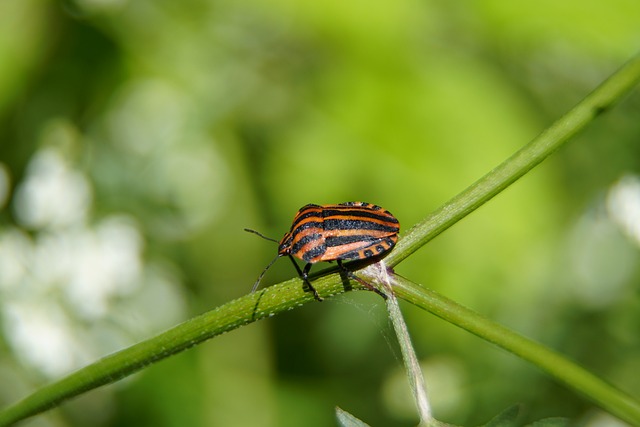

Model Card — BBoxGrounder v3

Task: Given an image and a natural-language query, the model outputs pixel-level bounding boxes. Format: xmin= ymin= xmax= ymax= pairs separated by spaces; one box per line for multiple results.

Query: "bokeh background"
xmin=1 ymin=1 xmax=640 ymax=426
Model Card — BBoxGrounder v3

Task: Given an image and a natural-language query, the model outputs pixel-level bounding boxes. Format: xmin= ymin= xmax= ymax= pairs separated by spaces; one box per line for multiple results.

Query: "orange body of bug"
xmin=279 ymin=202 xmax=399 ymax=263
xmin=248 ymin=202 xmax=400 ymax=301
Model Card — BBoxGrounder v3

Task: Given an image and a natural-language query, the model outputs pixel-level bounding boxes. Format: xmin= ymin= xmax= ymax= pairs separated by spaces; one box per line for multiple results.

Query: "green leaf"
xmin=481 ymin=404 xmax=521 ymax=427
xmin=479 ymin=405 xmax=570 ymax=427
xmin=525 ymin=418 xmax=570 ymax=427
xmin=335 ymin=407 xmax=372 ymax=427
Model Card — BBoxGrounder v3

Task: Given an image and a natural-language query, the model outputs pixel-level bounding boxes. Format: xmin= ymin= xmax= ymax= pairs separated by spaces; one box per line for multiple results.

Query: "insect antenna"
xmin=245 ymin=228 xmax=281 ymax=292
xmin=251 ymin=253 xmax=281 ymax=292
xmin=244 ymin=228 xmax=279 ymax=243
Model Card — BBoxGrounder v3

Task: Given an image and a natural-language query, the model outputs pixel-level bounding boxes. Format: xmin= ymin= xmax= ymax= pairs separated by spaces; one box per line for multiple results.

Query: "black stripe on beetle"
xmin=323 ymin=219 xmax=398 ymax=232
xmin=245 ymin=202 xmax=400 ymax=301
xmin=325 ymin=234 xmax=378 ymax=247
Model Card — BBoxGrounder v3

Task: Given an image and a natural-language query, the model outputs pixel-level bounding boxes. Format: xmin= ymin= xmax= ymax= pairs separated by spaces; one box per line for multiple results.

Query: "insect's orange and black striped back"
xmin=279 ymin=202 xmax=400 ymax=263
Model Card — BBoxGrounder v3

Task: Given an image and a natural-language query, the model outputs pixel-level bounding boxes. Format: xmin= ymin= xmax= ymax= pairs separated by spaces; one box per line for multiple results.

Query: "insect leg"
xmin=337 ymin=260 xmax=387 ymax=299
xmin=288 ymin=256 xmax=323 ymax=302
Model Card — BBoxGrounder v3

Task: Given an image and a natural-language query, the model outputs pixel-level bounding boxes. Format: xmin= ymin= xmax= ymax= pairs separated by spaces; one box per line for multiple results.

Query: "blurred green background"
xmin=1 ymin=1 xmax=640 ymax=426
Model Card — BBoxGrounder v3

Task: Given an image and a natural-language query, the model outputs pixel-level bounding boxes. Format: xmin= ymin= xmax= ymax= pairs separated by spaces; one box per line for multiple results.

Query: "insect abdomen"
xmin=281 ymin=202 xmax=400 ymax=264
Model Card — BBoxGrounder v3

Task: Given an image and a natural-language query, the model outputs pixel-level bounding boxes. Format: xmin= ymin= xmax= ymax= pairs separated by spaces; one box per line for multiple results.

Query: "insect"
xmin=245 ymin=202 xmax=400 ymax=301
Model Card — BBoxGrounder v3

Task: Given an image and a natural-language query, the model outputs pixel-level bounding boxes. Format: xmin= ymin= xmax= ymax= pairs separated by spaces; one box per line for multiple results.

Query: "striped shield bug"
xmin=245 ymin=202 xmax=400 ymax=301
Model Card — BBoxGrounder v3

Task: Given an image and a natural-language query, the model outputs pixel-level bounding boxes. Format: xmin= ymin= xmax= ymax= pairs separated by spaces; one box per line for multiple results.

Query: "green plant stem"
xmin=1 ymin=53 xmax=640 ymax=426
xmin=388 ymin=274 xmax=640 ymax=426
xmin=0 ymin=281 xmax=334 ymax=427
xmin=385 ymin=52 xmax=640 ymax=268
xmin=379 ymin=265 xmax=433 ymax=426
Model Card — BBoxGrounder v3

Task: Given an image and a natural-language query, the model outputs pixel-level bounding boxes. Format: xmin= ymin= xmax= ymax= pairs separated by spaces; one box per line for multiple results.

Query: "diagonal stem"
xmin=387 ymin=274 xmax=640 ymax=426
xmin=386 ymin=52 xmax=640 ymax=268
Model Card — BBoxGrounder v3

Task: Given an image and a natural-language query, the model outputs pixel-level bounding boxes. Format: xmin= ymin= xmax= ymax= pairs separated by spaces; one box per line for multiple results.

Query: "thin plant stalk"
xmin=375 ymin=263 xmax=433 ymax=426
